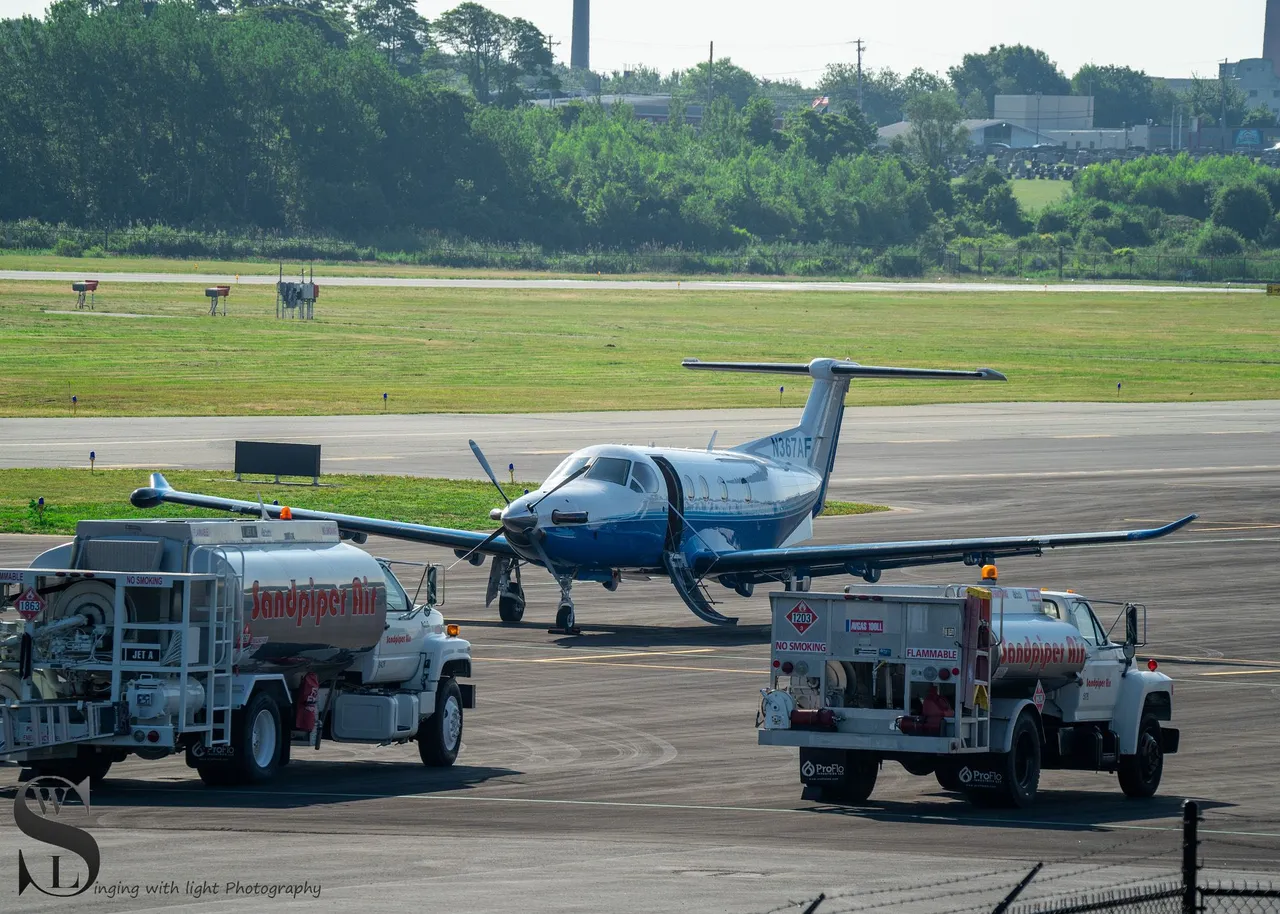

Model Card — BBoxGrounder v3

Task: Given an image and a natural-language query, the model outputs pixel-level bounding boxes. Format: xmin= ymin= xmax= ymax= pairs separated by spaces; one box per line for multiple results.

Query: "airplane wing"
xmin=689 ymin=515 xmax=1198 ymax=582
xmin=129 ymin=473 xmax=519 ymax=559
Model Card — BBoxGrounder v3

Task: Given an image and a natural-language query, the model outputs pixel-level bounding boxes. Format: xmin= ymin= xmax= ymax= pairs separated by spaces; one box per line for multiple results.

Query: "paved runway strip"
xmin=1 ymin=403 xmax=1277 ymax=911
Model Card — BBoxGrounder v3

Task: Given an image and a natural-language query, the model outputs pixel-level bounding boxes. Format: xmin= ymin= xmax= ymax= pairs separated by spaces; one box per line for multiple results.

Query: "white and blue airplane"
xmin=132 ymin=358 xmax=1196 ymax=630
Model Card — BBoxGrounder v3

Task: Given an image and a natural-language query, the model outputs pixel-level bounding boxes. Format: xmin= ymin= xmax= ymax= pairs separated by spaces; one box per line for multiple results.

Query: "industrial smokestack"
xmin=571 ymin=0 xmax=589 ymax=70
xmin=1267 ymin=0 xmax=1280 ymax=76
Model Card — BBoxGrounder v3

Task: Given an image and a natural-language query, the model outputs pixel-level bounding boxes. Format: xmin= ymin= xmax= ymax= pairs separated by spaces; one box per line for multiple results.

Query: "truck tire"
xmin=1117 ymin=713 xmax=1164 ymax=799
xmin=418 ymin=677 xmax=463 ymax=767
xmin=969 ymin=711 xmax=1040 ymax=809
xmin=900 ymin=757 xmax=935 ymax=777
xmin=198 ymin=691 xmax=281 ymax=787
xmin=820 ymin=752 xmax=878 ymax=805
xmin=498 ymin=583 xmax=525 ymax=623
xmin=33 ymin=747 xmax=114 ymax=788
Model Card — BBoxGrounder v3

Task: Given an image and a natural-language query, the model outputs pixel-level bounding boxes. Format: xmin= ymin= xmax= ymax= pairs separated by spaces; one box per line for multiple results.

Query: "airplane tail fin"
xmin=682 ymin=358 xmax=1005 ymax=515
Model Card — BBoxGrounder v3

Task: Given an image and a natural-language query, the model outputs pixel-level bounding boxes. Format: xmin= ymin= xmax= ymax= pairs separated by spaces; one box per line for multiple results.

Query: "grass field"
xmin=0 ymin=469 xmax=884 ymax=536
xmin=0 ymin=279 xmax=1275 ymax=417
xmin=1010 ymin=179 xmax=1072 ymax=212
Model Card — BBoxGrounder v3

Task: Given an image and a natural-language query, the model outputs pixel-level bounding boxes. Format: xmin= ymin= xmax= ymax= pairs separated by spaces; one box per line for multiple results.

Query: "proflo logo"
xmin=958 ymin=766 xmax=1003 ymax=787
xmin=800 ymin=760 xmax=845 ymax=779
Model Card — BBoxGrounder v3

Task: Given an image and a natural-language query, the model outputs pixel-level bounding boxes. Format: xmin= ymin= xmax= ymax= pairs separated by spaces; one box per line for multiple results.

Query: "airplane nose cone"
xmin=500 ymin=507 xmax=539 ymax=531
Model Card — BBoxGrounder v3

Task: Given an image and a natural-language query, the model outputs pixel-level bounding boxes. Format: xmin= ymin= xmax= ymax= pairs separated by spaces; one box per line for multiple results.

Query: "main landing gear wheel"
xmin=498 ymin=582 xmax=525 ymax=623
xmin=555 ymin=601 xmax=576 ymax=631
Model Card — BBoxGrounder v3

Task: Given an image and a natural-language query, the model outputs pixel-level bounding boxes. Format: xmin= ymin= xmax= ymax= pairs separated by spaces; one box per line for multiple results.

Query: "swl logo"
xmin=786 ymin=602 xmax=817 ymax=635
xmin=14 ymin=776 xmax=100 ymax=897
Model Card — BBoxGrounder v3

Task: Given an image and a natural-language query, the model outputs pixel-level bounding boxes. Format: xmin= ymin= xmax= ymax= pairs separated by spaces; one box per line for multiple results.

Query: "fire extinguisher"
xmin=295 ymin=672 xmax=319 ymax=732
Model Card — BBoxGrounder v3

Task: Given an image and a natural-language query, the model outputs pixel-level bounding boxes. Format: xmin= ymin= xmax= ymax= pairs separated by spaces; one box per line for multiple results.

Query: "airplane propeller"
xmin=469 ymin=439 xmax=511 ymax=506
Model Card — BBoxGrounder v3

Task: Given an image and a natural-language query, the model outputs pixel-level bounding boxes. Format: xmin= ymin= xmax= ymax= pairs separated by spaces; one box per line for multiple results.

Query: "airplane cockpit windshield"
xmin=585 ymin=456 xmax=632 ymax=486
xmin=544 ymin=455 xmax=590 ymax=487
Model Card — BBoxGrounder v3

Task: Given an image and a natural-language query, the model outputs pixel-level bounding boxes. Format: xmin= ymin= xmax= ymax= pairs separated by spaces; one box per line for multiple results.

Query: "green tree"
xmin=434 ymin=2 xmax=505 ymax=101
xmin=1242 ymin=106 xmax=1278 ymax=128
xmin=782 ymin=106 xmax=876 ymax=165
xmin=1071 ymin=64 xmax=1158 ymax=129
xmin=353 ymin=0 xmax=430 ymax=73
xmin=1211 ymin=182 xmax=1273 ymax=239
xmin=905 ymin=90 xmax=969 ymax=168
xmin=949 ymin=45 xmax=1070 ymax=114
xmin=743 ymin=96 xmax=778 ymax=147
xmin=673 ymin=57 xmax=759 ymax=109
xmin=1179 ymin=74 xmax=1247 ymax=126
xmin=601 ymin=65 xmax=663 ymax=95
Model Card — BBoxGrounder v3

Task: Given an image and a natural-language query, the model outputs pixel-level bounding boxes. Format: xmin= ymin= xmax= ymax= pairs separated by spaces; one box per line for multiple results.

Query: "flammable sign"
xmin=14 ymin=586 xmax=44 ymax=621
xmin=973 ymin=683 xmax=990 ymax=711
xmin=1033 ymin=679 xmax=1046 ymax=713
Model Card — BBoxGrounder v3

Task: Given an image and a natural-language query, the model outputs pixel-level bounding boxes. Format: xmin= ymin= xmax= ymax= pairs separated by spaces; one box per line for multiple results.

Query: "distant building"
xmin=1220 ymin=58 xmax=1280 ymax=120
xmin=1040 ymin=126 xmax=1152 ymax=150
xmin=994 ymin=95 xmax=1094 ymax=130
xmin=532 ymin=94 xmax=705 ymax=125
xmin=877 ymin=119 xmax=1056 ymax=149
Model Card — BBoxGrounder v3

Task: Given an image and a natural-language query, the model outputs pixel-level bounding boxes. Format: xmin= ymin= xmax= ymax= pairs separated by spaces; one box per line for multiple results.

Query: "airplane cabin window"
xmin=585 ymin=456 xmax=632 ymax=486
xmin=718 ymin=477 xmax=728 ymax=500
xmin=697 ymin=476 xmax=710 ymax=500
xmin=682 ymin=475 xmax=695 ymax=500
xmin=545 ymin=455 xmax=590 ymax=487
xmin=630 ymin=463 xmax=659 ymax=494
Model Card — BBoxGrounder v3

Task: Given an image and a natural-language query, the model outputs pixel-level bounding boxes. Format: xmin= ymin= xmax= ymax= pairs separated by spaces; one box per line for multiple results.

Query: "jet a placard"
xmin=132 ymin=358 xmax=1195 ymax=630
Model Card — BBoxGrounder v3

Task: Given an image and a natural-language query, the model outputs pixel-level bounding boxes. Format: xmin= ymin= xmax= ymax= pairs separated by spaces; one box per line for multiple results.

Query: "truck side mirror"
xmin=426 ymin=566 xmax=439 ymax=606
xmin=1123 ymin=604 xmax=1139 ymax=661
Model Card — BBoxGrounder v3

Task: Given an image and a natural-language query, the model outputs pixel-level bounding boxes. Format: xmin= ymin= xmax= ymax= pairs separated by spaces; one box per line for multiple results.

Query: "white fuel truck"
xmin=758 ymin=573 xmax=1178 ymax=808
xmin=0 ymin=518 xmax=474 ymax=787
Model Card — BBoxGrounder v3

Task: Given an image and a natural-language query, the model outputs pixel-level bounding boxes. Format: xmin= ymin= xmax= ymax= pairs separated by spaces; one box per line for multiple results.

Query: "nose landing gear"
xmin=550 ymin=576 xmax=580 ymax=634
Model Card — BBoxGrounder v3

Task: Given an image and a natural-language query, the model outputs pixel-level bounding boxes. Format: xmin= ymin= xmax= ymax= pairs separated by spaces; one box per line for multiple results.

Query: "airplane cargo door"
xmin=649 ymin=456 xmax=684 ymax=551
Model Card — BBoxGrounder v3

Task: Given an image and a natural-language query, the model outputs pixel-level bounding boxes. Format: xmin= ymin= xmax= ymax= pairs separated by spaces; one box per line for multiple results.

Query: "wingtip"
xmin=149 ymin=472 xmax=172 ymax=490
xmin=977 ymin=368 xmax=1008 ymax=381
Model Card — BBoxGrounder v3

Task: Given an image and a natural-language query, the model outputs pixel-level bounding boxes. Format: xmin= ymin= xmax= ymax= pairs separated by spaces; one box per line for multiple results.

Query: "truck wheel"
xmin=820 ymin=752 xmax=878 ymax=805
xmin=970 ymin=711 xmax=1040 ymax=809
xmin=498 ymin=583 xmax=525 ymax=623
xmin=1117 ymin=713 xmax=1164 ymax=799
xmin=33 ymin=748 xmax=114 ymax=788
xmin=199 ymin=691 xmax=281 ymax=787
xmin=419 ymin=677 xmax=463 ymax=767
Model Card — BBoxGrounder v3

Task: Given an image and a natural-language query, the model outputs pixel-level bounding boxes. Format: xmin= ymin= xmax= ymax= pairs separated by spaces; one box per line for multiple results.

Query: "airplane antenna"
xmin=707 ymin=431 xmax=718 ymax=451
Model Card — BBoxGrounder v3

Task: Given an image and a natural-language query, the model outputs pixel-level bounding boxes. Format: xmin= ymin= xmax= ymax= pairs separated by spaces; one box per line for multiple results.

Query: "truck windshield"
xmin=380 ymin=564 xmax=410 ymax=613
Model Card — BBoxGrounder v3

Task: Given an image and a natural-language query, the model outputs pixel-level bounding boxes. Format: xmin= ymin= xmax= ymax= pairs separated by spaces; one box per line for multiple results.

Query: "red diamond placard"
xmin=1032 ymin=680 xmax=1046 ymax=713
xmin=14 ymin=586 xmax=44 ymax=622
xmin=786 ymin=601 xmax=817 ymax=635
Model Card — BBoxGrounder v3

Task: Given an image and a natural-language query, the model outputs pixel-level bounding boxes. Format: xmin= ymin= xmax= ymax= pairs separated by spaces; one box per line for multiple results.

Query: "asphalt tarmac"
xmin=1 ymin=403 xmax=1278 ymax=912
xmin=0 ymin=269 xmax=1259 ymax=294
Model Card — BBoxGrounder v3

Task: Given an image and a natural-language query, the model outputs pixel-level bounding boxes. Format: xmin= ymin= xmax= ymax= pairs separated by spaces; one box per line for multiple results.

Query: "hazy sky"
xmin=1 ymin=0 xmax=1266 ymax=82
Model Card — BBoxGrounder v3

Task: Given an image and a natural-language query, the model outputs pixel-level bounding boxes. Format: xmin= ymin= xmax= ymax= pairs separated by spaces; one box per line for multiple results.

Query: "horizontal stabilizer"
xmin=683 ymin=358 xmax=1006 ymax=382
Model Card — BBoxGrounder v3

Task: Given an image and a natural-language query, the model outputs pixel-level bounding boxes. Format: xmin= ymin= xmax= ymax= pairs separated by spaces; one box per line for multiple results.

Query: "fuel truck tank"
xmin=29 ymin=519 xmax=388 ymax=686
xmin=989 ymin=599 xmax=1090 ymax=691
